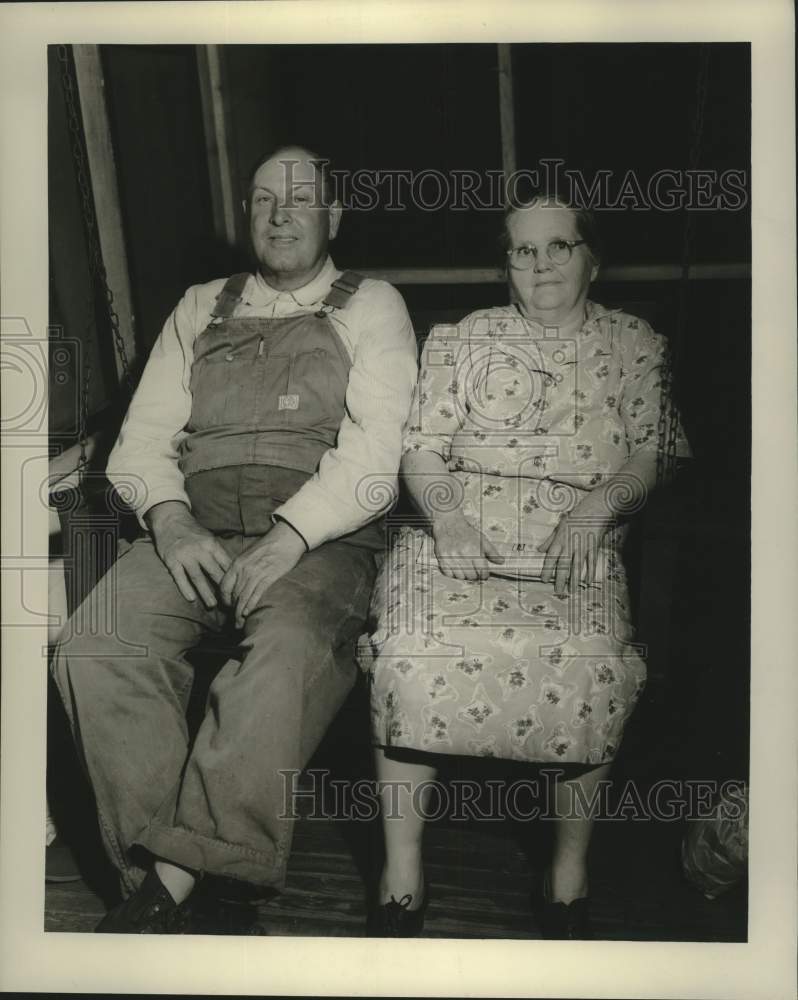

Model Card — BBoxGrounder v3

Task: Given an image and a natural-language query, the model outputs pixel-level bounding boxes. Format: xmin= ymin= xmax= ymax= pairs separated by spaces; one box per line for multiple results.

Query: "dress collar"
xmin=249 ymin=256 xmax=339 ymax=308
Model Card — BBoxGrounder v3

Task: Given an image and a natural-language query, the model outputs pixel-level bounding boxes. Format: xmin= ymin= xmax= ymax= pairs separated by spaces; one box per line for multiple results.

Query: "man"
xmin=52 ymin=145 xmax=418 ymax=933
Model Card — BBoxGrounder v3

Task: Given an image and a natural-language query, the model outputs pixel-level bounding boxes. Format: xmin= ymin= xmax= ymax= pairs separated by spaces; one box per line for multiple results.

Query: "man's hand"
xmin=220 ymin=522 xmax=307 ymax=628
xmin=431 ymin=509 xmax=505 ymax=581
xmin=146 ymin=501 xmax=232 ymax=608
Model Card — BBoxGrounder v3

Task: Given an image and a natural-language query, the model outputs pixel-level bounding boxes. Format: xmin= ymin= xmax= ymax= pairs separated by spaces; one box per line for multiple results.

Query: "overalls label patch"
xmin=278 ymin=394 xmax=300 ymax=410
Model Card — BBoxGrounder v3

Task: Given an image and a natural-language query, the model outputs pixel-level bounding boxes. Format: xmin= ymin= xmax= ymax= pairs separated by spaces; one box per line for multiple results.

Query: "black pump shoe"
xmin=95 ymin=868 xmax=194 ymax=934
xmin=532 ymin=870 xmax=591 ymax=940
xmin=367 ymin=887 xmax=429 ymax=938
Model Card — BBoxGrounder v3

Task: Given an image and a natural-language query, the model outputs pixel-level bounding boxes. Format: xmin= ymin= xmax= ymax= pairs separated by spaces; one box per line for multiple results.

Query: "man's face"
xmin=248 ymin=148 xmax=342 ymax=290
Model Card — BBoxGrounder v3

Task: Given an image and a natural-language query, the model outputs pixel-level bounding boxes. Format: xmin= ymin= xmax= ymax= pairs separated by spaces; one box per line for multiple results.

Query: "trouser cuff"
xmin=134 ymin=820 xmax=289 ymax=890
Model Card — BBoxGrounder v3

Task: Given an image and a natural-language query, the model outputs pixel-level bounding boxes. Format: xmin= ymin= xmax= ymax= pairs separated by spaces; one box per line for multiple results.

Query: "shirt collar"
xmin=249 ymin=256 xmax=340 ymax=308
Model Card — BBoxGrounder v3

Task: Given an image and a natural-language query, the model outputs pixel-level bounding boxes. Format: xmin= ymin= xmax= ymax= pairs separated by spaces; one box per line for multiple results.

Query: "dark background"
xmin=48 ymin=42 xmax=751 ymax=785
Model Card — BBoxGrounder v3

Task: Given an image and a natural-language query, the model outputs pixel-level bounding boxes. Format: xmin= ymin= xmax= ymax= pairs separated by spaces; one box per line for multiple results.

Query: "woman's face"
xmin=506 ymin=204 xmax=598 ymax=326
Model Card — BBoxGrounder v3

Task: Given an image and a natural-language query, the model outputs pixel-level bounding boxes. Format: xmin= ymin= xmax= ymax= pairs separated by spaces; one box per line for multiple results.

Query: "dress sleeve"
xmin=402 ymin=323 xmax=468 ymax=462
xmin=618 ymin=317 xmax=692 ymax=460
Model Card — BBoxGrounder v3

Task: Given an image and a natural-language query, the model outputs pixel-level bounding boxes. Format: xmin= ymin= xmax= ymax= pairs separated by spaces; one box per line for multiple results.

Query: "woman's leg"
xmin=549 ymin=763 xmax=612 ymax=902
xmin=375 ymin=748 xmax=437 ymax=909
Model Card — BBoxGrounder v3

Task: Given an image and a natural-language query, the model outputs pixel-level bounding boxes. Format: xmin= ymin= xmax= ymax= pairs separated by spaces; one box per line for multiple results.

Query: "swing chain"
xmin=56 ymin=45 xmax=134 ymax=393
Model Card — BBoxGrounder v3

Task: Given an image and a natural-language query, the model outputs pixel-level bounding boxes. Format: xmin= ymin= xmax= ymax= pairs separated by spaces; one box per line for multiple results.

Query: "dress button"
xmin=554 ymin=372 xmax=564 ymax=383
xmin=552 ymin=349 xmax=566 ymax=364
xmin=225 ymin=353 xmax=234 ymax=361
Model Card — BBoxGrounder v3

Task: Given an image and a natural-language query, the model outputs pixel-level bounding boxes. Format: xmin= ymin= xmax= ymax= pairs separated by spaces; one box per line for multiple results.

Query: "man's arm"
xmin=106 ymin=282 xmax=233 ymax=606
xmin=105 ymin=286 xmax=203 ymax=520
xmin=272 ymin=280 xmax=418 ymax=548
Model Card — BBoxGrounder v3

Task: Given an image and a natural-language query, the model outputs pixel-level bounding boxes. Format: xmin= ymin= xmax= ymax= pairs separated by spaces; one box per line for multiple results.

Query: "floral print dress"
xmin=359 ymin=302 xmax=691 ymax=765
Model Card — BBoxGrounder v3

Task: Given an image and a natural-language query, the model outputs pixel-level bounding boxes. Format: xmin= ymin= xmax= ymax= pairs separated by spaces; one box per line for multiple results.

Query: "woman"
xmin=360 ymin=192 xmax=691 ymax=938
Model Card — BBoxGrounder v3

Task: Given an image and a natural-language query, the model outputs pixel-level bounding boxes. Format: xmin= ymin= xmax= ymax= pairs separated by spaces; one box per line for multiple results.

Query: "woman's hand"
xmin=431 ymin=510 xmax=505 ymax=581
xmin=537 ymin=507 xmax=613 ymax=598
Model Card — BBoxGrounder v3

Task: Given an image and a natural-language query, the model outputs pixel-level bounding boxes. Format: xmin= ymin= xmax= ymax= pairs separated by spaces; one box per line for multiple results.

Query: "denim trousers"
xmin=51 ymin=466 xmax=376 ymax=895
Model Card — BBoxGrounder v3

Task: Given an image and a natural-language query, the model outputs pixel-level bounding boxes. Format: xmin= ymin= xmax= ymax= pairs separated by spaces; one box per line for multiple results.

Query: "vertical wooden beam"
xmin=71 ymin=44 xmax=137 ymax=380
xmin=196 ymin=45 xmax=240 ymax=247
xmin=497 ymin=44 xmax=517 ymax=181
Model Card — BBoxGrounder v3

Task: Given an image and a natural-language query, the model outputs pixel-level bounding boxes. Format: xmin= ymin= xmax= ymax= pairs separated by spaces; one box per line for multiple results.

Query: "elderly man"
xmin=52 ymin=146 xmax=417 ymax=933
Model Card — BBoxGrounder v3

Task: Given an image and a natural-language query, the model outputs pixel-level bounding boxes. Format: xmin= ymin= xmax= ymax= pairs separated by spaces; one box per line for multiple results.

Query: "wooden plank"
xmin=71 ymin=45 xmax=136 ymax=381
xmin=497 ymin=44 xmax=517 ymax=181
xmin=196 ymin=45 xmax=240 ymax=247
xmin=354 ymin=262 xmax=752 ymax=285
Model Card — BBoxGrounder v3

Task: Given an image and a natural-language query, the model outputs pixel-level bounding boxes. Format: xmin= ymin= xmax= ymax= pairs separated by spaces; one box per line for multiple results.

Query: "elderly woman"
xmin=361 ymin=192 xmax=690 ymax=938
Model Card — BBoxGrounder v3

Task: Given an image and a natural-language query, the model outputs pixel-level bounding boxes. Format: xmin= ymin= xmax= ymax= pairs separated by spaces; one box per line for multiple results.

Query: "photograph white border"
xmin=1 ymin=1 xmax=796 ymax=996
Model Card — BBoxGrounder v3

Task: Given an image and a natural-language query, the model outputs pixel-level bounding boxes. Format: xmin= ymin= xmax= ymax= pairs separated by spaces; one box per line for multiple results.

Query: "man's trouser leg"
xmin=136 ymin=537 xmax=375 ymax=888
xmin=52 ymin=532 xmax=375 ymax=893
xmin=51 ymin=535 xmax=223 ymax=895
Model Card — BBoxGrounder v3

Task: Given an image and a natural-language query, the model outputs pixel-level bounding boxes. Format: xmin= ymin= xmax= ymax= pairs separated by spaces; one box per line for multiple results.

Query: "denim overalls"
xmin=179 ymin=270 xmax=382 ymax=546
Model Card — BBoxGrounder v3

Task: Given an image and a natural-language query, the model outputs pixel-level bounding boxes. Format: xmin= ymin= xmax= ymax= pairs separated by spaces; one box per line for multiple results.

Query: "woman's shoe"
xmin=366 ymin=886 xmax=428 ymax=938
xmin=532 ymin=869 xmax=591 ymax=940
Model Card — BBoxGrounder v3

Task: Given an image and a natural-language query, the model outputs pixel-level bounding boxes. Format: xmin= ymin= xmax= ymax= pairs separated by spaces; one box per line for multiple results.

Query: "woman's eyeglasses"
xmin=506 ymin=239 xmax=586 ymax=270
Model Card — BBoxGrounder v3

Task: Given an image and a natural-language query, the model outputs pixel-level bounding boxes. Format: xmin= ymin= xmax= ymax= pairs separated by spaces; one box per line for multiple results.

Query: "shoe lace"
xmin=385 ymin=893 xmax=414 ymax=932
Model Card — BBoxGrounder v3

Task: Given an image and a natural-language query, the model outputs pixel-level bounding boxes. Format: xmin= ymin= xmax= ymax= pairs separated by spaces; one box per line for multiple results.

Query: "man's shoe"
xmin=366 ymin=887 xmax=428 ymax=938
xmin=95 ymin=868 xmax=193 ymax=934
xmin=45 ymin=837 xmax=83 ymax=883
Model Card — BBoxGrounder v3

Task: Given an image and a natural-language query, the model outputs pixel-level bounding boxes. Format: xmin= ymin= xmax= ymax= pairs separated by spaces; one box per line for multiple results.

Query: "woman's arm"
xmin=537 ymin=449 xmax=658 ymax=597
xmin=538 ymin=316 xmax=690 ymax=597
xmin=402 ymin=448 xmax=504 ymax=581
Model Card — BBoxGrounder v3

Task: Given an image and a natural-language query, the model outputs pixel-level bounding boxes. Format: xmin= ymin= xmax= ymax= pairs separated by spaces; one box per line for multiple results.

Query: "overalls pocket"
xmin=278 ymin=348 xmax=341 ymax=428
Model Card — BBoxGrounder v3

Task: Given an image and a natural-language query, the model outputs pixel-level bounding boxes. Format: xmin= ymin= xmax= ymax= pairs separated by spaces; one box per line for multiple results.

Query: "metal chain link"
xmin=78 ymin=354 xmax=93 ymax=478
xmin=57 ymin=45 xmax=134 ymax=392
xmin=57 ymin=44 xmax=136 ymax=489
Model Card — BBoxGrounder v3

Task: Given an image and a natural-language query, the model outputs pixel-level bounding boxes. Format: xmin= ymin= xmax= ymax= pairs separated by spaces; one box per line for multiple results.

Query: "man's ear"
xmin=328 ymin=200 xmax=343 ymax=240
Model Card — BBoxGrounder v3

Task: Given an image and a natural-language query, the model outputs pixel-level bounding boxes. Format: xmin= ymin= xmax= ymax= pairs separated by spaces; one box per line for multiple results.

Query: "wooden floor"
xmin=45 ymin=805 xmax=746 ymax=940
xmin=44 ymin=670 xmax=747 ymax=940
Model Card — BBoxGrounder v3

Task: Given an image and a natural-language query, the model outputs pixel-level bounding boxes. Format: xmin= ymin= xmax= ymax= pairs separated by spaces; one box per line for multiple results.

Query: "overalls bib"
xmin=178 ymin=271 xmax=382 ymax=547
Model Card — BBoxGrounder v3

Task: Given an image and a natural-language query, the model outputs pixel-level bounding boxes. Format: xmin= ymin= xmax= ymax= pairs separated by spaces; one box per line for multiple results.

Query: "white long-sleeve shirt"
xmin=106 ymin=257 xmax=418 ymax=550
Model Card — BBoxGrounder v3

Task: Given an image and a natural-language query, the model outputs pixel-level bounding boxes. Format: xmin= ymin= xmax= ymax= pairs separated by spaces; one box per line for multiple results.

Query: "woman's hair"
xmin=501 ymin=184 xmax=602 ymax=266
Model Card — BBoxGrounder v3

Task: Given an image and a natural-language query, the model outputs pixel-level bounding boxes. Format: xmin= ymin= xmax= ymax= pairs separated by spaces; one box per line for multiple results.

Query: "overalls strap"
xmin=317 ymin=271 xmax=365 ymax=314
xmin=211 ymin=272 xmax=251 ymax=320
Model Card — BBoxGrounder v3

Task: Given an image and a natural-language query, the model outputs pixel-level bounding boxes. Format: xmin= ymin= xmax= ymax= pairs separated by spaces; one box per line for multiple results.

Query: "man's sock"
xmin=153 ymin=859 xmax=197 ymax=905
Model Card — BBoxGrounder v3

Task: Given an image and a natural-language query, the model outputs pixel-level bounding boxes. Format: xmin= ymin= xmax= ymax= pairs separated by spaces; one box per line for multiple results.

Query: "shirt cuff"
xmin=135 ymin=489 xmax=193 ymax=531
xmin=270 ymin=514 xmax=309 ymax=551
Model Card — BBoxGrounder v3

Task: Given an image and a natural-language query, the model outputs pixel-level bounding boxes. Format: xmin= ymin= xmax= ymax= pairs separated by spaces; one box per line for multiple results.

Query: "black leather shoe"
xmin=95 ymin=869 xmax=193 ymax=934
xmin=537 ymin=896 xmax=590 ymax=939
xmin=366 ymin=887 xmax=428 ymax=938
xmin=532 ymin=870 xmax=591 ymax=940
